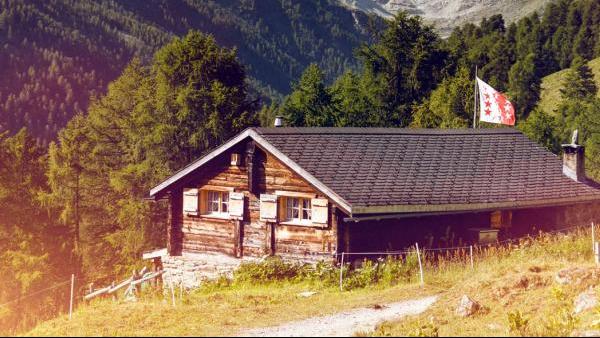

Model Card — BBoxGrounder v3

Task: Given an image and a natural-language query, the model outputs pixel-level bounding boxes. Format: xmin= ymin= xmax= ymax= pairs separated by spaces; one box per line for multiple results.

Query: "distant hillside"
xmin=0 ymin=0 xmax=375 ymax=145
xmin=338 ymin=0 xmax=554 ymax=35
xmin=538 ymin=57 xmax=600 ymax=114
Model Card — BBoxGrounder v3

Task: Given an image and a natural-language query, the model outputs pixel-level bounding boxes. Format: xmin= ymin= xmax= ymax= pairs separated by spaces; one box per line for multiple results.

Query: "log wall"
xmin=169 ymin=140 xmax=339 ymax=263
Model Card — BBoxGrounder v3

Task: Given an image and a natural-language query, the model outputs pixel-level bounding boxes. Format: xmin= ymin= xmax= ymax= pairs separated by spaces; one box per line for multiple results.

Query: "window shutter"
xmin=229 ymin=192 xmax=244 ymax=218
xmin=199 ymin=190 xmax=208 ymax=214
xmin=183 ymin=188 xmax=199 ymax=215
xmin=311 ymin=198 xmax=328 ymax=224
xmin=260 ymin=194 xmax=278 ymax=221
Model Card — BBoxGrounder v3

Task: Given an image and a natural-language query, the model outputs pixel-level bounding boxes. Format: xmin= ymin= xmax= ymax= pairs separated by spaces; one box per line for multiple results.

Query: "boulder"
xmin=556 ymin=267 xmax=582 ymax=285
xmin=556 ymin=267 xmax=600 ymax=287
xmin=455 ymin=295 xmax=481 ymax=317
xmin=574 ymin=287 xmax=598 ymax=314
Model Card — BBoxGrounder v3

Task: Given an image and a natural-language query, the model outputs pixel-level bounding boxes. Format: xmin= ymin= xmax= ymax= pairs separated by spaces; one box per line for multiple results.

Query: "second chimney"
xmin=274 ymin=116 xmax=284 ymax=127
xmin=562 ymin=130 xmax=586 ymax=182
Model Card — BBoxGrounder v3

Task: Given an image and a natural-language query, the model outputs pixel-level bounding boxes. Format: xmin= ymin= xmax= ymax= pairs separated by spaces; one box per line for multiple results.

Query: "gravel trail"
xmin=240 ymin=295 xmax=438 ymax=337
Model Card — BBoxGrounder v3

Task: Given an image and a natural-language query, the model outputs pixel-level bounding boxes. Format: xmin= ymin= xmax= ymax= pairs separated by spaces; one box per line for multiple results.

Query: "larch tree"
xmin=280 ymin=64 xmax=337 ymax=127
xmin=44 ymin=31 xmax=259 ymax=282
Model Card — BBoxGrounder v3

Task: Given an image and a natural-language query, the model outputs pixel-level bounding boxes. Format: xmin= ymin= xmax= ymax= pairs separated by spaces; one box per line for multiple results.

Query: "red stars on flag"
xmin=476 ymin=77 xmax=515 ymax=126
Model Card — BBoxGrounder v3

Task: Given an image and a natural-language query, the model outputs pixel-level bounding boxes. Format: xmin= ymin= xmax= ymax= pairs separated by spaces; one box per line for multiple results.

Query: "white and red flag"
xmin=477 ymin=77 xmax=515 ymax=126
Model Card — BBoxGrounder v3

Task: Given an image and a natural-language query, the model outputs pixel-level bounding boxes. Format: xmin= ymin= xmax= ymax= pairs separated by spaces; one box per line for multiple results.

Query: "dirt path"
xmin=240 ymin=295 xmax=438 ymax=337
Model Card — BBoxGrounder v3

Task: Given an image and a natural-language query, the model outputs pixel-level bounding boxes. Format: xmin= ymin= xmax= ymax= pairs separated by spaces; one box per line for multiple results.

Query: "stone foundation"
xmin=162 ymin=252 xmax=257 ymax=289
xmin=159 ymin=250 xmax=336 ymax=289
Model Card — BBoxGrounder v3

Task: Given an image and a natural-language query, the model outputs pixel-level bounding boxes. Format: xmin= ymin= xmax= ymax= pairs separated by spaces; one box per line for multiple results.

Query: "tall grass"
xmin=26 ymin=225 xmax=598 ymax=336
xmin=204 ymin=225 xmax=595 ymax=293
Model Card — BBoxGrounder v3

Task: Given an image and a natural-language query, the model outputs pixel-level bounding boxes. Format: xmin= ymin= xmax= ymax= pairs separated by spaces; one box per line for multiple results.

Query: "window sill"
xmin=280 ymin=221 xmax=323 ymax=227
xmin=200 ymin=213 xmax=231 ymax=220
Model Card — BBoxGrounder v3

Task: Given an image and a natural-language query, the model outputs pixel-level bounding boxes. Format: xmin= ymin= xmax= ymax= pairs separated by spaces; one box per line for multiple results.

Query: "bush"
xmin=508 ymin=310 xmax=530 ymax=336
xmin=234 ymin=257 xmax=305 ymax=283
xmin=224 ymin=254 xmax=419 ymax=290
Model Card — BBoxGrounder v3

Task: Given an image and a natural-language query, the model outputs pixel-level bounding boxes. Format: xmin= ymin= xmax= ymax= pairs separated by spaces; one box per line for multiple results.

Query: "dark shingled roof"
xmin=254 ymin=127 xmax=600 ymax=214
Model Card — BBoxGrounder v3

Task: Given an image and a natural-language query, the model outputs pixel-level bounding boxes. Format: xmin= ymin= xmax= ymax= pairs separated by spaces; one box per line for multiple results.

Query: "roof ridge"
xmin=253 ymin=127 xmax=522 ymax=135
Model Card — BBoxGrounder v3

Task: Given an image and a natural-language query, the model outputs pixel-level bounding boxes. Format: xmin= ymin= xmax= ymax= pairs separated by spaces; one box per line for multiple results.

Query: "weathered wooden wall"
xmin=168 ymin=140 xmax=338 ymax=263
xmin=341 ymin=203 xmax=600 ymax=258
xmin=342 ymin=212 xmax=490 ymax=254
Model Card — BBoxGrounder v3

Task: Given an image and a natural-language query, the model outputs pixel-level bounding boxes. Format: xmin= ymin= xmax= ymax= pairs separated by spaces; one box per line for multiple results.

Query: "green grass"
xmin=538 ymin=57 xmax=600 ymax=114
xmin=25 ymin=227 xmax=600 ymax=336
xmin=25 ymin=278 xmax=431 ymax=336
xmin=368 ymin=228 xmax=600 ymax=336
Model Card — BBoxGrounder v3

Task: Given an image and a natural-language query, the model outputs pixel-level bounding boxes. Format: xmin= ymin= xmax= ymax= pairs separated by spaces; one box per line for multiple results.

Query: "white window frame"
xmin=203 ymin=190 xmax=230 ymax=218
xmin=283 ymin=196 xmax=312 ymax=225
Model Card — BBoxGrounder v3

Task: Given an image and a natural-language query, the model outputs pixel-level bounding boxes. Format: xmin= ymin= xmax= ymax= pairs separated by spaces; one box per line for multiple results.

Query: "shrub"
xmin=508 ymin=310 xmax=530 ymax=336
xmin=233 ymin=257 xmax=304 ymax=283
xmin=300 ymin=260 xmax=339 ymax=286
xmin=223 ymin=254 xmax=420 ymax=290
xmin=344 ymin=259 xmax=379 ymax=289
xmin=199 ymin=274 xmax=232 ymax=293
xmin=341 ymin=255 xmax=419 ymax=290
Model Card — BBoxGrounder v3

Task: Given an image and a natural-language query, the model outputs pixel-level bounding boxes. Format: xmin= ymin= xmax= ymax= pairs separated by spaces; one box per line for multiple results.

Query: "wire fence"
xmin=3 ymin=222 xmax=596 ymax=323
xmin=335 ymin=222 xmax=596 ymax=291
xmin=0 ymin=279 xmax=72 ymax=309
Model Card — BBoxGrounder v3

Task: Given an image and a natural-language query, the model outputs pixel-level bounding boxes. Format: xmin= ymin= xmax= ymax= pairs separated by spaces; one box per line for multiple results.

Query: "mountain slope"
xmin=538 ymin=57 xmax=600 ymax=114
xmin=0 ymin=0 xmax=374 ymax=144
xmin=26 ymin=227 xmax=599 ymax=336
xmin=339 ymin=0 xmax=554 ymax=34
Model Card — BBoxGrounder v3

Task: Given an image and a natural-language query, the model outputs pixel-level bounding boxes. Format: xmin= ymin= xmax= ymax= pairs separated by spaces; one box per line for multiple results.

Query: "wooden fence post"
xmin=415 ymin=243 xmax=424 ymax=286
xmin=69 ymin=274 xmax=75 ymax=320
xmin=168 ymin=271 xmax=176 ymax=307
xmin=339 ymin=252 xmax=345 ymax=292
xmin=470 ymin=245 xmax=474 ymax=270
xmin=593 ymin=223 xmax=596 ymax=253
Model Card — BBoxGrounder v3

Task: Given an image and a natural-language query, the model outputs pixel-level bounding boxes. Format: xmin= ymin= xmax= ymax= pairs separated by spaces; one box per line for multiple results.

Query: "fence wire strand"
xmin=335 ymin=223 xmax=592 ymax=258
xmin=0 ymin=279 xmax=71 ymax=308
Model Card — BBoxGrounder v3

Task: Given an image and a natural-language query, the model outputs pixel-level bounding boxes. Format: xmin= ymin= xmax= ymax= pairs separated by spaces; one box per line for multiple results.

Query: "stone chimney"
xmin=562 ymin=129 xmax=586 ymax=182
xmin=274 ymin=116 xmax=284 ymax=127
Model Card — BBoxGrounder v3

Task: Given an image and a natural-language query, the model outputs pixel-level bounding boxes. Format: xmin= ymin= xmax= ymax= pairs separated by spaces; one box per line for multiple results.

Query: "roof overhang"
xmin=149 ymin=128 xmax=353 ymax=214
xmin=349 ymin=194 xmax=600 ymax=219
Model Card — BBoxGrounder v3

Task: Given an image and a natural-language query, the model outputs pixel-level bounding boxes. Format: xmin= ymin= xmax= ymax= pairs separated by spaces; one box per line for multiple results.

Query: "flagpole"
xmin=473 ymin=66 xmax=478 ymax=129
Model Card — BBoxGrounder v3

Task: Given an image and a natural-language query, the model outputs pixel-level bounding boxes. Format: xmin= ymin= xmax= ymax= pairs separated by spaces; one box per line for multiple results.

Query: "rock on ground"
xmin=555 ymin=267 xmax=600 ymax=287
xmin=574 ymin=287 xmax=598 ymax=315
xmin=240 ymin=296 xmax=438 ymax=337
xmin=455 ymin=295 xmax=481 ymax=317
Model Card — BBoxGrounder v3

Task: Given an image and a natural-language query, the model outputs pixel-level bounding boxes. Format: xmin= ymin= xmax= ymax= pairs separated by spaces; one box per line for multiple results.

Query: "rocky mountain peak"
xmin=338 ymin=0 xmax=554 ymax=35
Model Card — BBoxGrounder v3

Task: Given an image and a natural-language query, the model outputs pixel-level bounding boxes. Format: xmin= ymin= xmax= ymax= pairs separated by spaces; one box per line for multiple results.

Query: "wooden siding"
xmin=181 ymin=217 xmax=236 ymax=254
xmin=168 ymin=140 xmax=339 ymax=262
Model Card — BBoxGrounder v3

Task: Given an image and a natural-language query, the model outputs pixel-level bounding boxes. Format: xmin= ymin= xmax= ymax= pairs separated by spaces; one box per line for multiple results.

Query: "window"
xmin=205 ymin=191 xmax=229 ymax=216
xmin=285 ymin=197 xmax=311 ymax=223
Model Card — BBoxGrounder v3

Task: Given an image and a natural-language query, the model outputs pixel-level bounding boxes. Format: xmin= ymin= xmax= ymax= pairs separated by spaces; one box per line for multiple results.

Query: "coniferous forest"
xmin=0 ymin=0 xmax=376 ymax=145
xmin=3 ymin=0 xmax=600 ymax=334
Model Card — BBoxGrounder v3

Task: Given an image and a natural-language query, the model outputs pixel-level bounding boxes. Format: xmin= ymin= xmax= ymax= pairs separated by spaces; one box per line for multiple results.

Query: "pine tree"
xmin=153 ymin=31 xmax=258 ymax=166
xmin=330 ymin=71 xmax=376 ymax=127
xmin=280 ymin=64 xmax=337 ymax=127
xmin=44 ymin=31 xmax=259 ymax=281
xmin=356 ymin=11 xmax=448 ymax=127
xmin=508 ymin=53 xmax=541 ymax=118
xmin=410 ymin=66 xmax=472 ymax=128
xmin=0 ymin=129 xmax=67 ymax=334
xmin=560 ymin=55 xmax=598 ymax=101
xmin=518 ymin=108 xmax=560 ymax=153
xmin=573 ymin=98 xmax=600 ymax=181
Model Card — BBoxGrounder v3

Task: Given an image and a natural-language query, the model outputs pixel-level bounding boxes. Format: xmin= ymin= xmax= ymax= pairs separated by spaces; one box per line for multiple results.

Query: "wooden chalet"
xmin=148 ymin=127 xmax=600 ymax=285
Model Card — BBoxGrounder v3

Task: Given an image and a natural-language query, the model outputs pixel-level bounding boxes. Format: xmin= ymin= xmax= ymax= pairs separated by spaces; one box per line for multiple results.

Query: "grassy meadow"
xmin=538 ymin=57 xmax=600 ymax=114
xmin=26 ymin=225 xmax=600 ymax=336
